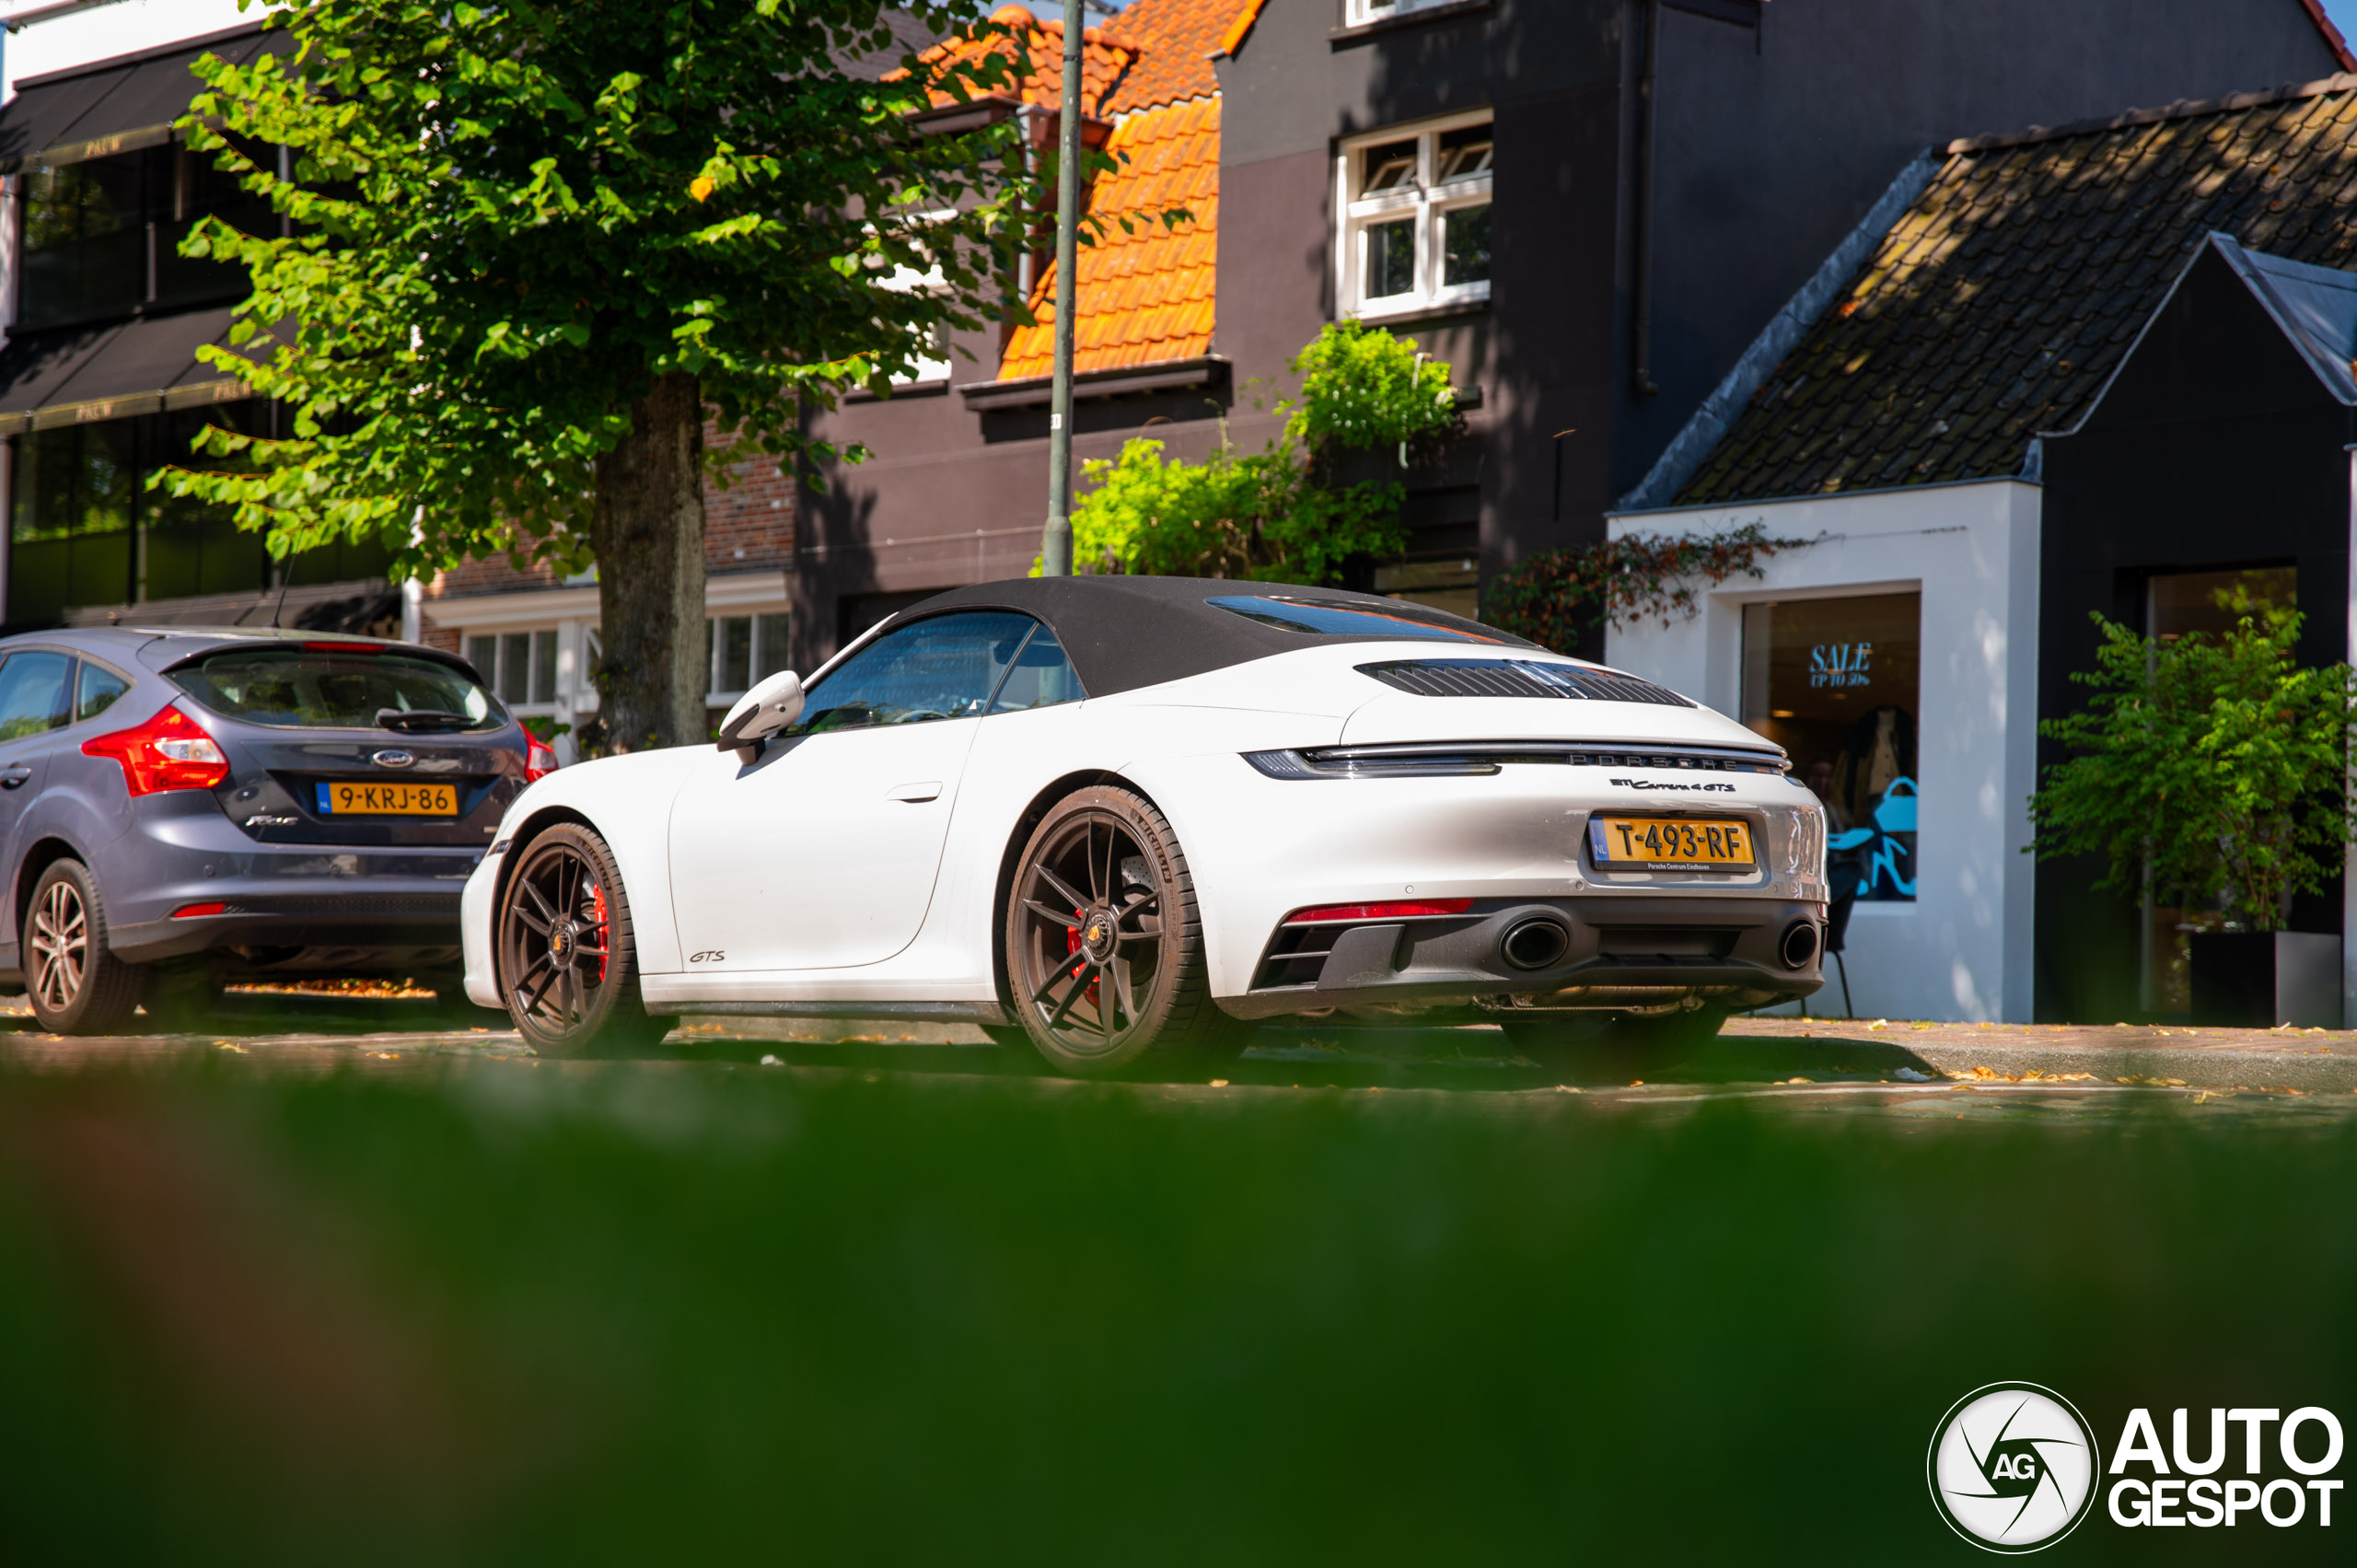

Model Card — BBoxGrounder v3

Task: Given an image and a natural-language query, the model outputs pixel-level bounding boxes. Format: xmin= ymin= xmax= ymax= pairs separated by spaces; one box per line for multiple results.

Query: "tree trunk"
xmin=590 ymin=371 xmax=706 ymax=752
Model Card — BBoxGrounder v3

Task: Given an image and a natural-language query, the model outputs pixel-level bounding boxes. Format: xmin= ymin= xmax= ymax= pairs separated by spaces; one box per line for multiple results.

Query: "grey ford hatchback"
xmin=0 ymin=627 xmax=555 ymax=1032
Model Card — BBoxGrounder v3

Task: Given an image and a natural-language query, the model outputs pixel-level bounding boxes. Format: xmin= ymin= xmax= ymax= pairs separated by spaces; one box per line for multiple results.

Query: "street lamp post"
xmin=1039 ymin=0 xmax=1095 ymax=577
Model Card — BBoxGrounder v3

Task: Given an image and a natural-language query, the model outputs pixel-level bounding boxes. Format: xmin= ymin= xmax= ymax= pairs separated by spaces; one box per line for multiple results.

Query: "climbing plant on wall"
xmin=1483 ymin=522 xmax=1813 ymax=653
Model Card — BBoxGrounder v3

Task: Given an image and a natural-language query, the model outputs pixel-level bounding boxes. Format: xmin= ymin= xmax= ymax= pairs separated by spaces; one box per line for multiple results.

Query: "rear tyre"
xmin=1501 ymin=1004 xmax=1729 ymax=1082
xmin=496 ymin=824 xmax=677 ymax=1057
xmin=1004 ymin=785 xmax=1243 ymax=1076
xmin=25 ymin=859 xmax=144 ymax=1036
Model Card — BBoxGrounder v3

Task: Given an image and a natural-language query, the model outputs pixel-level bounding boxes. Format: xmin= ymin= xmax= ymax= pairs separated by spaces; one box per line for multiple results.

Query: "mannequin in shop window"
xmin=1829 ymin=704 xmax=1918 ymax=901
xmin=1835 ymin=704 xmax=1914 ymax=823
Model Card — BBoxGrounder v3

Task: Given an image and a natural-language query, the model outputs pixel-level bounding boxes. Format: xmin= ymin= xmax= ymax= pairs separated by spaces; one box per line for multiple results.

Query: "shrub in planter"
xmin=2028 ymin=605 xmax=2356 ymax=1023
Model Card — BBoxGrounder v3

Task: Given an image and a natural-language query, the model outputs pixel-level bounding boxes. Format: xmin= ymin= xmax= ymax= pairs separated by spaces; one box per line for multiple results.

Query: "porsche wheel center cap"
xmin=551 ymin=921 xmax=575 ymax=960
xmin=1080 ymin=908 xmax=1118 ymax=962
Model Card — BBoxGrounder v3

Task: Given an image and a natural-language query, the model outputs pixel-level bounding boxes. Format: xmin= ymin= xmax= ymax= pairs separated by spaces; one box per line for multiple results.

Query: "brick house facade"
xmin=414 ymin=420 xmax=796 ymax=762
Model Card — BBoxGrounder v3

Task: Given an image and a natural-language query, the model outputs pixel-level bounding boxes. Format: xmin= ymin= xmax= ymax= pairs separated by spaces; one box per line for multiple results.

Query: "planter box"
xmin=2189 ymin=931 xmax=2341 ymax=1028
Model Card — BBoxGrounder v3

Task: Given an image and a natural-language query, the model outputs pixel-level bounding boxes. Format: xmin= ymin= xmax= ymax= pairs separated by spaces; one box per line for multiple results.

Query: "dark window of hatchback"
xmin=167 ymin=645 xmax=502 ymax=733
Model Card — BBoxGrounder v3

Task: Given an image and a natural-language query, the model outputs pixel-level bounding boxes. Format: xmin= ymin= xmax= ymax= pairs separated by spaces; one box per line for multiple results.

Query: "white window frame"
xmin=870 ymin=207 xmax=957 ymax=386
xmin=704 ymin=609 xmax=794 ymax=707
xmin=1334 ymin=110 xmax=1493 ymax=322
xmin=464 ymin=627 xmax=563 ymax=720
xmin=1345 ymin=0 xmax=1458 ymax=24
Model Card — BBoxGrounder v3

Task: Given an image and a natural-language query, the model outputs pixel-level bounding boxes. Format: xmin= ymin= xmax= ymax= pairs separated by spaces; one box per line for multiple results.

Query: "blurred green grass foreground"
xmin=1 ymin=1059 xmax=2351 ymax=1565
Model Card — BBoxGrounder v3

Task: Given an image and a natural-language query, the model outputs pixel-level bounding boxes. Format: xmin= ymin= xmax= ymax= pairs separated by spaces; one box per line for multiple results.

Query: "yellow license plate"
xmin=1589 ymin=816 xmax=1754 ymax=868
xmin=316 ymin=781 xmax=458 ymax=817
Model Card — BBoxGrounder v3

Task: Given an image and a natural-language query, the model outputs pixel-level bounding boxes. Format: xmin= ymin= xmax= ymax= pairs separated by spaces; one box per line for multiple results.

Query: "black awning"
xmin=0 ymin=307 xmax=259 ymax=435
xmin=0 ymin=24 xmax=286 ymax=173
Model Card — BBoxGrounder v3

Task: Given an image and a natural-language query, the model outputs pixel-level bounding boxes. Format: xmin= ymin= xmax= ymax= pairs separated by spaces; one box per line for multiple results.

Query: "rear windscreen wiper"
xmin=377 ymin=708 xmax=472 ymax=734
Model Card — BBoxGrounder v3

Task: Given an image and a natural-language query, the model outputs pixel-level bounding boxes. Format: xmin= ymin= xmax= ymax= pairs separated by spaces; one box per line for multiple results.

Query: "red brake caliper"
xmin=590 ymin=880 xmax=610 ymax=982
xmin=1064 ymin=908 xmax=1100 ymax=1010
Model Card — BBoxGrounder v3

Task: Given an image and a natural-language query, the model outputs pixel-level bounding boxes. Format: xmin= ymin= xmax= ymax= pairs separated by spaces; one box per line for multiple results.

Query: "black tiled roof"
xmin=1678 ymin=75 xmax=2357 ymax=505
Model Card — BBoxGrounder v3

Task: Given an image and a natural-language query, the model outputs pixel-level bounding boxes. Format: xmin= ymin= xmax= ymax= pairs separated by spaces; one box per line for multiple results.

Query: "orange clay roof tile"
xmin=1000 ymin=95 xmax=1222 ymax=381
xmin=912 ymin=6 xmax=1133 ymax=117
xmin=1099 ymin=0 xmax=1240 ymax=113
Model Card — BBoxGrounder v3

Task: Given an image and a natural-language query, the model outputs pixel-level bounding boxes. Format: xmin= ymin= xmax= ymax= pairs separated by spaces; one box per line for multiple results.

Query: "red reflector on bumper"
xmin=1284 ymin=900 xmax=1474 ymax=924
xmin=170 ymin=901 xmax=228 ymax=919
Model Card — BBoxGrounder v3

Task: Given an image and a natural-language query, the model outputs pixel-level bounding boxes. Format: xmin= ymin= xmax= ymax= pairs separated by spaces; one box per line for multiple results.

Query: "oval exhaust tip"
xmin=1501 ymin=918 xmax=1571 ymax=972
xmin=1780 ymin=920 xmax=1819 ymax=970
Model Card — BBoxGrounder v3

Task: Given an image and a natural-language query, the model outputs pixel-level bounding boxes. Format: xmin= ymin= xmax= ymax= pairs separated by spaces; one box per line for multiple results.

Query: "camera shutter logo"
xmin=1928 ymin=1383 xmax=2102 ymax=1552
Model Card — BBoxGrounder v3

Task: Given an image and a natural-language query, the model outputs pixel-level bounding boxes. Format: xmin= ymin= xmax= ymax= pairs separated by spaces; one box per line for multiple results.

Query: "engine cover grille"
xmin=1357 ymin=658 xmax=1694 ymax=707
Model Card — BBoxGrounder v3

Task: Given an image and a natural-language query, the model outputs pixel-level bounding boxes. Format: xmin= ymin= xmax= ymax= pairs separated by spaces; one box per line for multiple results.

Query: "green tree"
xmin=1064 ymin=321 xmax=1459 ymax=582
xmin=160 ymin=0 xmax=1033 ymax=749
xmin=2029 ymin=603 xmax=2357 ymax=930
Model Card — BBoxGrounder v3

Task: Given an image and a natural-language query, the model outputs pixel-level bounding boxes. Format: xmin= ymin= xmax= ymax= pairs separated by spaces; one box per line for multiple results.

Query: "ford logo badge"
xmin=373 ymin=749 xmax=416 ymax=770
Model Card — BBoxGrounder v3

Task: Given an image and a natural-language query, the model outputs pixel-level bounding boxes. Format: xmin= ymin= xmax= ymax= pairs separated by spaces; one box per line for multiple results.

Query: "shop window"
xmin=1337 ymin=114 xmax=1492 ymax=319
xmin=7 ymin=402 xmax=393 ymax=626
xmin=707 ymin=611 xmax=791 ymax=701
xmin=1740 ymin=592 xmax=1922 ymax=902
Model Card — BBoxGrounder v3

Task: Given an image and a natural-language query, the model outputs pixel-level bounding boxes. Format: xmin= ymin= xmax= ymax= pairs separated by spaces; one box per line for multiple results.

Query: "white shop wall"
xmin=1605 ymin=479 xmax=2042 ymax=1022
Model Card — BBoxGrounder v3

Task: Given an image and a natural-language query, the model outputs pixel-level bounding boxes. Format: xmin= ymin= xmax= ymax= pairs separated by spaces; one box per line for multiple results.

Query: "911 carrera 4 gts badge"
xmin=1609 ymin=775 xmax=1735 ymax=793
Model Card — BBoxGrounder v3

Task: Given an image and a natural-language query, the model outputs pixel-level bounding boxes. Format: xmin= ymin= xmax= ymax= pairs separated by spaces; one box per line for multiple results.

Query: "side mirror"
xmin=717 ymin=669 xmax=805 ymax=761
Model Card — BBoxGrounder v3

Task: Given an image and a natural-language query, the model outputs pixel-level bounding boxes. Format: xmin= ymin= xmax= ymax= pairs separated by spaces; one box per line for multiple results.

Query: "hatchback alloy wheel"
xmin=30 ymin=877 xmax=87 ymax=1015
xmin=24 ymin=858 xmax=143 ymax=1035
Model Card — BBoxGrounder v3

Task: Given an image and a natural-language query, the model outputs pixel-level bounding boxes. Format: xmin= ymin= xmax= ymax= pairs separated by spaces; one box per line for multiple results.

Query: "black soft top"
xmin=889 ymin=576 xmax=1537 ymax=698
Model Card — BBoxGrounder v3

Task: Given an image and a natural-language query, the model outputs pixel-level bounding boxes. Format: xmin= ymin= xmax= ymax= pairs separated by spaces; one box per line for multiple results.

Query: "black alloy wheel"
xmin=497 ymin=823 xmax=676 ymax=1057
xmin=25 ymin=858 xmax=143 ymax=1035
xmin=1004 ymin=785 xmax=1241 ymax=1074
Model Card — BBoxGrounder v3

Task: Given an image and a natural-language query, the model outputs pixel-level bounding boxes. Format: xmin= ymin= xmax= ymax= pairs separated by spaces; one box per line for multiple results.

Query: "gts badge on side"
xmin=690 ymin=949 xmax=726 ymax=963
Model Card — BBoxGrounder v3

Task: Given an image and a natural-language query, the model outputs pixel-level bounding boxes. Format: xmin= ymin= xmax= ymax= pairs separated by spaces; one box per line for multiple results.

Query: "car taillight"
xmin=82 ymin=703 xmax=231 ymax=796
xmin=526 ymin=738 xmax=559 ymax=783
xmin=1283 ymin=900 xmax=1474 ymax=924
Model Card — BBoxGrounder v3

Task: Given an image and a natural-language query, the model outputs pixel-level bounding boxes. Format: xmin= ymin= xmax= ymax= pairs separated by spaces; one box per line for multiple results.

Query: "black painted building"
xmin=0 ymin=23 xmax=396 ymax=635
xmin=795 ymin=0 xmax=2346 ymax=668
xmin=2038 ymin=236 xmax=2357 ymax=1022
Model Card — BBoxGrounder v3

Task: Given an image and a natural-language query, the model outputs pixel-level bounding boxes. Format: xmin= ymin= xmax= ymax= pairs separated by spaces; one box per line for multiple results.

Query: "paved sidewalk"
xmin=1710 ymin=1016 xmax=2357 ymax=1092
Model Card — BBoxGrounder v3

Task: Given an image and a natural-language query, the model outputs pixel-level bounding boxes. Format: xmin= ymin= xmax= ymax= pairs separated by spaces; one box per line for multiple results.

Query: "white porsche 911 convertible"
xmin=460 ymin=577 xmax=1826 ymax=1073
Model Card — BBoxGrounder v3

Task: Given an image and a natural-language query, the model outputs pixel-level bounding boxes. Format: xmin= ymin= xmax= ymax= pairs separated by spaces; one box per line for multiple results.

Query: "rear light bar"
xmin=1244 ymin=743 xmax=1788 ymax=780
xmin=1283 ymin=900 xmax=1473 ymax=924
xmin=525 ymin=737 xmax=559 ymax=783
xmin=82 ymin=703 xmax=230 ymax=796
xmin=303 ymin=641 xmax=382 ymax=654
